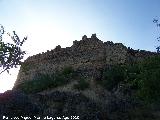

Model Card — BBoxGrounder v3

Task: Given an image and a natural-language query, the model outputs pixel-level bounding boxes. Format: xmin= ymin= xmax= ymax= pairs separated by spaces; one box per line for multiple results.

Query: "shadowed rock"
xmin=0 ymin=90 xmax=40 ymax=118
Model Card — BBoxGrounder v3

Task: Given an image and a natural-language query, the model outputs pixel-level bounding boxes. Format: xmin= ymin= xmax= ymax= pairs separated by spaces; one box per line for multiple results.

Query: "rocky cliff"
xmin=14 ymin=34 xmax=157 ymax=87
xmin=7 ymin=34 xmax=160 ymax=120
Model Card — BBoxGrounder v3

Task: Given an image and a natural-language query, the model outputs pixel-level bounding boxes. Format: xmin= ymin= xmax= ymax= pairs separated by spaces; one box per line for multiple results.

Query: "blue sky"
xmin=0 ymin=0 xmax=160 ymax=92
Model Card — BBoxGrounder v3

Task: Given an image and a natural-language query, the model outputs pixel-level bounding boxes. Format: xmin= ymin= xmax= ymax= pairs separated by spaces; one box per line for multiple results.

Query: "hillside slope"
xmin=9 ymin=34 xmax=160 ymax=120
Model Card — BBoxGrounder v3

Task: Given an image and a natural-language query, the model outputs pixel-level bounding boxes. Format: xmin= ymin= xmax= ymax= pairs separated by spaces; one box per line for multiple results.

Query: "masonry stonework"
xmin=14 ymin=34 xmax=158 ymax=87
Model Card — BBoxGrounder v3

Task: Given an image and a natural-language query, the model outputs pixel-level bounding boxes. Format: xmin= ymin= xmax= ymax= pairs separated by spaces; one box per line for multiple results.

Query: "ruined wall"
xmin=14 ymin=34 xmax=158 ymax=87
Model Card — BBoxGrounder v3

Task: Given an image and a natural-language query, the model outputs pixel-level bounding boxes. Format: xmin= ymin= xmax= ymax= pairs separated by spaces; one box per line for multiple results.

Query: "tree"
xmin=153 ymin=18 xmax=160 ymax=53
xmin=0 ymin=24 xmax=27 ymax=74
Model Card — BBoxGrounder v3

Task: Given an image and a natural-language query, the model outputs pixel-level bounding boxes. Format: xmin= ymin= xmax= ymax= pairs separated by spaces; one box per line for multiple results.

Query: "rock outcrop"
xmin=1 ymin=89 xmax=158 ymax=120
xmin=14 ymin=34 xmax=158 ymax=87
xmin=5 ymin=34 xmax=160 ymax=120
xmin=0 ymin=90 xmax=40 ymax=118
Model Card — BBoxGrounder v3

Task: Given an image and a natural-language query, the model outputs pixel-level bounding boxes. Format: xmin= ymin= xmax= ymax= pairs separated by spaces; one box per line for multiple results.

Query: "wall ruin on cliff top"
xmin=14 ymin=34 xmax=158 ymax=87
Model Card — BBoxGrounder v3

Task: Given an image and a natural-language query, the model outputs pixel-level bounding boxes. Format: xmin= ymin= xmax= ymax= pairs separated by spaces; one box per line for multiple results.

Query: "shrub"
xmin=123 ymin=64 xmax=141 ymax=89
xmin=100 ymin=65 xmax=126 ymax=90
xmin=137 ymin=68 xmax=160 ymax=103
xmin=98 ymin=56 xmax=160 ymax=104
xmin=62 ymin=66 xmax=74 ymax=76
xmin=17 ymin=73 xmax=54 ymax=93
xmin=18 ymin=66 xmax=75 ymax=94
xmin=139 ymin=56 xmax=160 ymax=71
xmin=53 ymin=74 xmax=68 ymax=87
xmin=127 ymin=106 xmax=156 ymax=120
xmin=19 ymin=66 xmax=75 ymax=93
xmin=74 ymin=78 xmax=89 ymax=90
xmin=131 ymin=56 xmax=160 ymax=104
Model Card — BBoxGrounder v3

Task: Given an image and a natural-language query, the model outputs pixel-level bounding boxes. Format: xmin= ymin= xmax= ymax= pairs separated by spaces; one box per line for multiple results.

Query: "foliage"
xmin=18 ymin=54 xmax=160 ymax=103
xmin=74 ymin=78 xmax=89 ymax=90
xmin=0 ymin=24 xmax=27 ymax=74
xmin=61 ymin=66 xmax=74 ymax=76
xmin=99 ymin=56 xmax=160 ymax=104
xmin=17 ymin=74 xmax=53 ymax=93
xmin=127 ymin=106 xmax=157 ymax=120
xmin=100 ymin=65 xmax=126 ymax=90
xmin=153 ymin=18 xmax=160 ymax=53
xmin=17 ymin=66 xmax=74 ymax=94
xmin=18 ymin=74 xmax=62 ymax=94
xmin=136 ymin=56 xmax=160 ymax=103
xmin=138 ymin=56 xmax=160 ymax=70
xmin=123 ymin=64 xmax=141 ymax=89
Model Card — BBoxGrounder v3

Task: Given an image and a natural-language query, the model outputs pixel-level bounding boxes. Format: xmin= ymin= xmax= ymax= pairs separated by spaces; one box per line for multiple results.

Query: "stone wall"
xmin=14 ymin=34 xmax=159 ymax=87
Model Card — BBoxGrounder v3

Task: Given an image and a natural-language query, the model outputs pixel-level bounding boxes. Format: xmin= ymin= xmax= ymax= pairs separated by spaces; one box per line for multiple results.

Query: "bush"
xmin=53 ymin=74 xmax=68 ymax=87
xmin=126 ymin=56 xmax=160 ymax=104
xmin=74 ymin=78 xmax=89 ymax=90
xmin=123 ymin=64 xmax=141 ymax=89
xmin=17 ymin=66 xmax=75 ymax=94
xmin=127 ymin=106 xmax=156 ymax=120
xmin=62 ymin=66 xmax=74 ymax=76
xmin=100 ymin=65 xmax=126 ymax=90
xmin=139 ymin=56 xmax=160 ymax=71
xmin=97 ymin=56 xmax=160 ymax=104
xmin=125 ymin=56 xmax=160 ymax=104
xmin=137 ymin=57 xmax=160 ymax=103
xmin=17 ymin=73 xmax=54 ymax=93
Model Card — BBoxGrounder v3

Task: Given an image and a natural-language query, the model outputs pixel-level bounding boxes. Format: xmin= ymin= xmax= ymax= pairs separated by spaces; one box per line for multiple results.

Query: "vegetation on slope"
xmin=17 ymin=55 xmax=160 ymax=105
xmin=17 ymin=66 xmax=75 ymax=94
xmin=73 ymin=78 xmax=89 ymax=90
xmin=136 ymin=56 xmax=160 ymax=103
xmin=99 ymin=56 xmax=160 ymax=104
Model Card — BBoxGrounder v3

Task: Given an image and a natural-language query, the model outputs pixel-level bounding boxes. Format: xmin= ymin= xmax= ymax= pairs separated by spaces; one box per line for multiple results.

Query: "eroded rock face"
xmin=28 ymin=90 xmax=140 ymax=120
xmin=14 ymin=34 xmax=158 ymax=88
xmin=0 ymin=90 xmax=40 ymax=118
xmin=1 ymin=89 xmax=159 ymax=120
xmin=32 ymin=91 xmax=106 ymax=120
xmin=0 ymin=90 xmax=107 ymax=120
